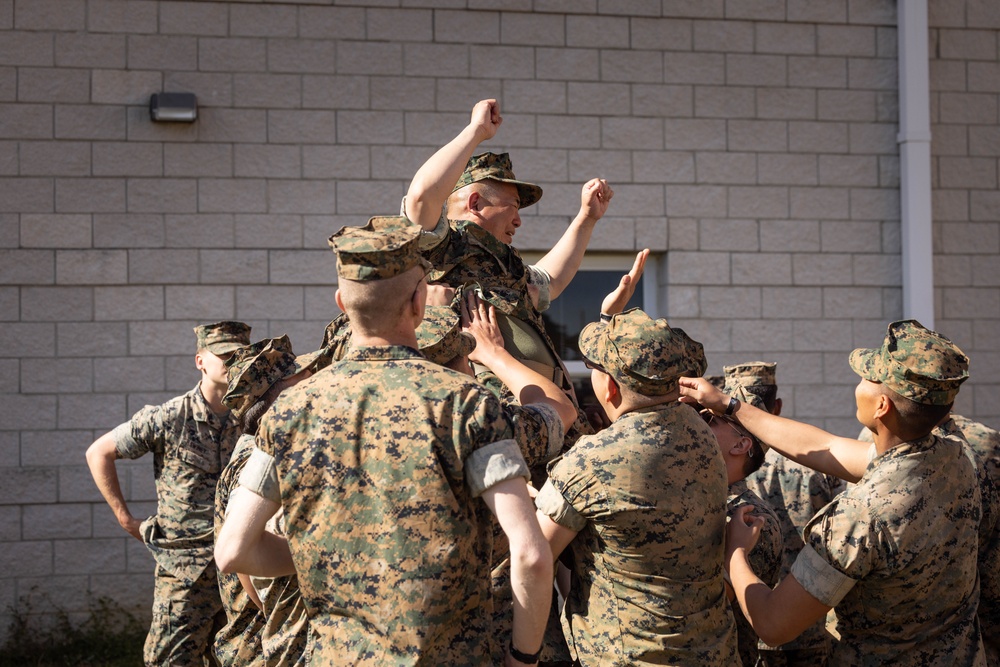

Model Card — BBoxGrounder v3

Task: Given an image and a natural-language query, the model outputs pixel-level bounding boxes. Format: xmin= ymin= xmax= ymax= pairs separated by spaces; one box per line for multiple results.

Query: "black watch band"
xmin=599 ymin=312 xmax=612 ymax=322
xmin=509 ymin=640 xmax=541 ymax=664
xmin=724 ymin=396 xmax=739 ymax=416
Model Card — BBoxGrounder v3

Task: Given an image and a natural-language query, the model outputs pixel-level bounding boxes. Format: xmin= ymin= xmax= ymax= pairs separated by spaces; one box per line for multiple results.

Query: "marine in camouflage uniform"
xmin=688 ymin=320 xmax=987 ymax=666
xmin=213 ymin=336 xmax=323 ymax=667
xmin=738 ymin=362 xmax=842 ymax=667
xmin=706 ymin=382 xmax=783 ymax=667
xmin=403 ymin=99 xmax=615 ymax=455
xmin=535 ymin=309 xmax=739 ymax=666
xmin=215 ymin=219 xmax=553 ymax=666
xmin=86 ymin=321 xmax=251 ymax=666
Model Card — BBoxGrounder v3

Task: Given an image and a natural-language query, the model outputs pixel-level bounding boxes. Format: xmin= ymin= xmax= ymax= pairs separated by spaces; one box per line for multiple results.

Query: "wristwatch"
xmin=724 ymin=396 xmax=739 ymax=416
xmin=509 ymin=640 xmax=541 ymax=664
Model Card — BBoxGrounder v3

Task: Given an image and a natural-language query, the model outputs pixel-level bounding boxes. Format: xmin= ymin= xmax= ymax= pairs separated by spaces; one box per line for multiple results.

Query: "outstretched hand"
xmin=726 ymin=505 xmax=764 ymax=562
xmin=580 ymin=178 xmax=614 ymax=222
xmin=470 ymin=99 xmax=502 ymax=144
xmin=601 ymin=249 xmax=649 ymax=316
xmin=460 ymin=292 xmax=504 ymax=364
xmin=677 ymin=376 xmax=729 ymax=413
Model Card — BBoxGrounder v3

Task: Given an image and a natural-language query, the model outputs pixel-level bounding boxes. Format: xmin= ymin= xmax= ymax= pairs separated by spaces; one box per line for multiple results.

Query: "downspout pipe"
xmin=897 ymin=0 xmax=935 ymax=329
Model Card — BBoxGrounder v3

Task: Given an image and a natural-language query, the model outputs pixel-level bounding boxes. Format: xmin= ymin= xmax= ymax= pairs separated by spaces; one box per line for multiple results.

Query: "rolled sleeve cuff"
xmin=238 ymin=448 xmax=281 ymax=505
xmin=535 ymin=480 xmax=587 ymax=533
xmin=790 ymin=544 xmax=857 ymax=607
xmin=526 ymin=265 xmax=552 ymax=312
xmin=110 ymin=422 xmax=138 ymax=459
xmin=400 ymin=196 xmax=449 ymax=252
xmin=521 ymin=403 xmax=565 ymax=460
xmin=465 ymin=438 xmax=530 ymax=498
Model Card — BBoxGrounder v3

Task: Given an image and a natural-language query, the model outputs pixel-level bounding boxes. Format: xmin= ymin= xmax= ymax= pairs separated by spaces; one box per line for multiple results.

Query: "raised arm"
xmin=678 ymin=376 xmax=871 ymax=483
xmin=405 ymin=99 xmax=502 ymax=230
xmin=481 ymin=477 xmax=553 ymax=667
xmin=601 ymin=249 xmax=649 ymax=316
xmin=86 ymin=431 xmax=142 ymax=541
xmin=533 ymin=178 xmax=614 ymax=301
xmin=461 ymin=292 xmax=577 ymax=431
xmin=215 ymin=487 xmax=295 ymax=578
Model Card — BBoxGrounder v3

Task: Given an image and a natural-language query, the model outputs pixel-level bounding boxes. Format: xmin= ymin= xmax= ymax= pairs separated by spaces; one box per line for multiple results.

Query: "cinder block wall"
xmin=0 ymin=0 xmax=997 ymax=641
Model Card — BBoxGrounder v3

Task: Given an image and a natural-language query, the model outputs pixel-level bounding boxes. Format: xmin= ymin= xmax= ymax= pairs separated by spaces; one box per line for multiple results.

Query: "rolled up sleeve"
xmin=790 ymin=544 xmax=857 ymax=607
xmin=535 ymin=480 xmax=588 ymax=533
xmin=238 ymin=447 xmax=281 ymax=505
xmin=465 ymin=438 xmax=530 ymax=498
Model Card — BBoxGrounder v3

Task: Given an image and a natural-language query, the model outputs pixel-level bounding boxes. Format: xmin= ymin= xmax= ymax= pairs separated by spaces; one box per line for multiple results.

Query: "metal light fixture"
xmin=149 ymin=92 xmax=198 ymax=122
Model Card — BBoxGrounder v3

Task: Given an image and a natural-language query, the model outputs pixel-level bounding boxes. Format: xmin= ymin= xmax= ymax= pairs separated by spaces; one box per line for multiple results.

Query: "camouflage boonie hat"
xmin=578 ymin=308 xmax=704 ymax=396
xmin=415 ymin=306 xmax=476 ymax=366
xmin=452 ymin=152 xmax=543 ymax=209
xmin=724 ymin=361 xmax=776 ymax=389
xmin=320 ymin=312 xmax=353 ymax=365
xmin=223 ymin=335 xmax=323 ymax=419
xmin=328 ymin=216 xmax=431 ymax=281
xmin=849 ymin=320 xmax=969 ymax=406
xmin=194 ymin=321 xmax=250 ymax=355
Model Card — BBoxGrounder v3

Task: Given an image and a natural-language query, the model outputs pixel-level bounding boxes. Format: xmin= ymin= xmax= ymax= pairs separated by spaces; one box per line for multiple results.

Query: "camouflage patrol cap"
xmin=328 ymin=216 xmax=431 ymax=281
xmin=724 ymin=361 xmax=776 ymax=389
xmin=453 ymin=152 xmax=543 ymax=209
xmin=223 ymin=335 xmax=324 ymax=419
xmin=578 ymin=308 xmax=704 ymax=396
xmin=849 ymin=320 xmax=969 ymax=406
xmin=194 ymin=321 xmax=250 ymax=355
xmin=415 ymin=305 xmax=476 ymax=366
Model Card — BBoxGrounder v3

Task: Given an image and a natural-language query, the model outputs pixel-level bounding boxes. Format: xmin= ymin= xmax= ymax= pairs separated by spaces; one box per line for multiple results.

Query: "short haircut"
xmin=338 ymin=265 xmax=424 ymax=336
xmin=448 ymin=179 xmax=516 ymax=216
xmin=877 ymin=383 xmax=953 ymax=439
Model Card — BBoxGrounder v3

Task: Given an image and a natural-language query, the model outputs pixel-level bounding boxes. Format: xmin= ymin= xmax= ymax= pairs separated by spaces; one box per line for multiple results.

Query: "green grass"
xmin=0 ymin=596 xmax=145 ymax=667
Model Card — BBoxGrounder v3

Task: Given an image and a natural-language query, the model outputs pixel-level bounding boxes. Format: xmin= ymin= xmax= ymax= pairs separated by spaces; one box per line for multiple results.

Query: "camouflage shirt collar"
xmin=451 ymin=218 xmax=525 ymax=272
xmin=344 ymin=345 xmax=423 ymax=362
xmin=867 ymin=432 xmax=940 ymax=471
xmin=193 ymin=383 xmax=229 ymax=429
xmin=727 ymin=478 xmax=749 ymax=502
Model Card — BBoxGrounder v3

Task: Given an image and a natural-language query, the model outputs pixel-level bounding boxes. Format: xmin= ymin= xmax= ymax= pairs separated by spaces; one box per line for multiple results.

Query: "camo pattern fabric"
xmin=849 ymin=319 xmax=969 ymax=406
xmin=213 ymin=434 xmax=265 ymax=666
xmin=144 ymin=562 xmax=227 ymax=667
xmin=254 ymin=344 xmax=527 ymax=666
xmin=112 ymin=384 xmax=239 ymax=664
xmin=727 ymin=479 xmax=783 ymax=667
xmin=536 ymin=402 xmax=739 ymax=666
xmin=937 ymin=416 xmax=1000 ymax=665
xmin=747 ymin=449 xmax=845 ymax=656
xmin=794 ymin=433 xmax=985 ymax=666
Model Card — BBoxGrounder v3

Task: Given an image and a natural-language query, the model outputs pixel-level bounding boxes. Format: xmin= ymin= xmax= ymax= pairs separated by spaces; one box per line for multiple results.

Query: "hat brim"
xmin=578 ymin=320 xmax=606 ymax=367
xmin=291 ymin=349 xmax=327 ymax=376
xmin=206 ymin=342 xmax=246 ymax=355
xmin=849 ymin=346 xmax=884 ymax=383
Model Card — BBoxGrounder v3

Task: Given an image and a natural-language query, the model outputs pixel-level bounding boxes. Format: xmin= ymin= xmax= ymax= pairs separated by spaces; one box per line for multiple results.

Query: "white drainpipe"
xmin=897 ymin=0 xmax=935 ymax=329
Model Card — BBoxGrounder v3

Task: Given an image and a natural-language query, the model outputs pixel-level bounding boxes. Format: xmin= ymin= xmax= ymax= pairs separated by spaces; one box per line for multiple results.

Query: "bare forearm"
xmin=508 ymin=541 xmax=554 ymax=660
xmin=85 ymin=436 xmax=137 ymax=530
xmin=406 ymin=124 xmax=483 ymax=230
xmin=475 ymin=347 xmax=576 ymax=430
xmin=534 ymin=215 xmax=597 ymax=301
xmin=733 ymin=403 xmax=867 ymax=482
xmin=217 ymin=529 xmax=295 ymax=578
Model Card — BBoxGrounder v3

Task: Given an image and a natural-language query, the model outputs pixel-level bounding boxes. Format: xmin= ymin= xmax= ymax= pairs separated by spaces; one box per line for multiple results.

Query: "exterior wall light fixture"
xmin=149 ymin=92 xmax=198 ymax=122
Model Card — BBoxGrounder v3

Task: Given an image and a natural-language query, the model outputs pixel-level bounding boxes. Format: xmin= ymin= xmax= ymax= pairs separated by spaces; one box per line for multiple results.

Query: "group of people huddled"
xmin=86 ymin=100 xmax=999 ymax=667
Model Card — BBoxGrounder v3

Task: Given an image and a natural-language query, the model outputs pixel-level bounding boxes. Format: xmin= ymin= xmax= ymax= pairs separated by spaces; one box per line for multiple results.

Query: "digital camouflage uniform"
xmin=936 ymin=415 xmax=1000 ymax=666
xmin=111 ymin=320 xmax=250 ymax=666
xmin=792 ymin=320 xmax=986 ymax=666
xmin=213 ymin=336 xmax=324 ymax=667
xmin=732 ymin=362 xmax=842 ymax=666
xmin=536 ymin=309 xmax=738 ymax=666
xmin=213 ymin=435 xmax=265 ymax=667
xmin=409 ymin=153 xmax=595 ymax=449
xmin=238 ymin=221 xmax=533 ymax=666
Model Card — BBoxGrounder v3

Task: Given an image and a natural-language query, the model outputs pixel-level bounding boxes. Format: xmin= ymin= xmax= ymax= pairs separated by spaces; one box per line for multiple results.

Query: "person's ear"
xmin=195 ymin=352 xmax=206 ymax=373
xmin=605 ymin=376 xmax=621 ymax=408
xmin=773 ymin=397 xmax=783 ymax=417
xmin=730 ymin=436 xmax=753 ymax=457
xmin=874 ymin=393 xmax=892 ymax=421
xmin=334 ymin=288 xmax=346 ymax=313
xmin=467 ymin=190 xmax=482 ymax=214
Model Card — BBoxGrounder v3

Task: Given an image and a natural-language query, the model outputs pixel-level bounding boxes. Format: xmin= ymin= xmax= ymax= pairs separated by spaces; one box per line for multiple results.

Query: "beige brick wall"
xmin=0 ymin=0 xmax=997 ymax=642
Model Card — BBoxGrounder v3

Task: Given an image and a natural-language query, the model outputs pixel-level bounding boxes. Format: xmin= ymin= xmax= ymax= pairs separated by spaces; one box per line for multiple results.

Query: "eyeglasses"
xmin=701 ymin=410 xmax=750 ymax=440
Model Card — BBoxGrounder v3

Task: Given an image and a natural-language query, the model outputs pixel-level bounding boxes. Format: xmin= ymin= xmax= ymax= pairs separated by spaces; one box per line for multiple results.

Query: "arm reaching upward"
xmin=678 ymin=376 xmax=871 ymax=483
xmin=405 ymin=99 xmax=502 ymax=230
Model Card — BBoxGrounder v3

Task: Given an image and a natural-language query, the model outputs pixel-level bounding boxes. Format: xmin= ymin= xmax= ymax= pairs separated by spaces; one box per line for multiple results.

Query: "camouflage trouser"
xmin=144 ymin=564 xmax=227 ymax=667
